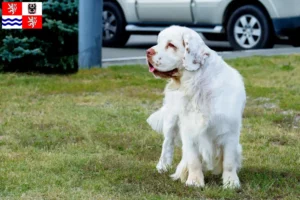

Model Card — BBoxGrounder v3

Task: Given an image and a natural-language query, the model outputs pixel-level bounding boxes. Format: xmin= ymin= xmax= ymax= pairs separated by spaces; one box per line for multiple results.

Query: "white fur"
xmin=146 ymin=26 xmax=246 ymax=189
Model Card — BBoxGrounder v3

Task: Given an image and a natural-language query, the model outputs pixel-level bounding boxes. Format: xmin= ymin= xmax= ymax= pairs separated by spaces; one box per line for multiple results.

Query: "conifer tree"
xmin=0 ymin=0 xmax=79 ymax=72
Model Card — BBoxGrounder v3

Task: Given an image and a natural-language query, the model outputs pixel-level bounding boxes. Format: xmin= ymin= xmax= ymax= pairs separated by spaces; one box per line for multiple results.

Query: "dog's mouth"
xmin=148 ymin=61 xmax=178 ymax=77
xmin=148 ymin=61 xmax=156 ymax=73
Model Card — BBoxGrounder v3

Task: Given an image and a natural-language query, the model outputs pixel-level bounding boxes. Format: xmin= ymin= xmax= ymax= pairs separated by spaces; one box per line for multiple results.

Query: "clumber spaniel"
xmin=146 ymin=26 xmax=246 ymax=189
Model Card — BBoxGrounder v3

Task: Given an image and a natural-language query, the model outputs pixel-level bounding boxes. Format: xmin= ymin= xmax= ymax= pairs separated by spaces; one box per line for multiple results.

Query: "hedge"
xmin=0 ymin=0 xmax=79 ymax=72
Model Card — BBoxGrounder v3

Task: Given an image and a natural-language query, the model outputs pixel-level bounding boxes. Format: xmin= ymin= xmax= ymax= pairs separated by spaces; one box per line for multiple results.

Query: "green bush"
xmin=0 ymin=0 xmax=79 ymax=72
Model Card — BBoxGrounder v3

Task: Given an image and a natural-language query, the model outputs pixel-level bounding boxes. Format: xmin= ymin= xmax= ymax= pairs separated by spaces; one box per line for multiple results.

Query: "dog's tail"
xmin=146 ymin=108 xmax=164 ymax=134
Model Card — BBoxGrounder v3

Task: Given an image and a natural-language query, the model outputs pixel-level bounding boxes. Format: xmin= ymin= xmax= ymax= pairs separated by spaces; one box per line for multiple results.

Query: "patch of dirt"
xmin=281 ymin=110 xmax=294 ymax=116
xmin=262 ymin=103 xmax=278 ymax=109
xmin=254 ymin=97 xmax=270 ymax=102
xmin=270 ymin=140 xmax=288 ymax=146
xmin=76 ymin=102 xmax=100 ymax=107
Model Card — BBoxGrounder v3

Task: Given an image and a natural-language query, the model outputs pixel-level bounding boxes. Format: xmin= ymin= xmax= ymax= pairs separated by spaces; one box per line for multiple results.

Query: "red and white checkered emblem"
xmin=2 ymin=2 xmax=42 ymax=29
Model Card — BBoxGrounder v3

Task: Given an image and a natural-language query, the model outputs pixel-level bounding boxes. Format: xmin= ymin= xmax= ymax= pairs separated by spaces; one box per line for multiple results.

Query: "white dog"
xmin=146 ymin=26 xmax=246 ymax=189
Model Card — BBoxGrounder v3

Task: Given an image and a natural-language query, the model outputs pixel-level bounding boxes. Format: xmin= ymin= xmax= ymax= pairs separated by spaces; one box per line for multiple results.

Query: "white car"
xmin=102 ymin=0 xmax=300 ymax=50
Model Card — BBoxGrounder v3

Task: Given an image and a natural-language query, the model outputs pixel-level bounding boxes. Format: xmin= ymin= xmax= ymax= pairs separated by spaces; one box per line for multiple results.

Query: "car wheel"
xmin=227 ymin=5 xmax=274 ymax=50
xmin=102 ymin=2 xmax=130 ymax=47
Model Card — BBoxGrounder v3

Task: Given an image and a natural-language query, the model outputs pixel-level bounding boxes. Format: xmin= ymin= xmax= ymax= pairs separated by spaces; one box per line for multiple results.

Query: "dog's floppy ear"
xmin=182 ymin=31 xmax=210 ymax=71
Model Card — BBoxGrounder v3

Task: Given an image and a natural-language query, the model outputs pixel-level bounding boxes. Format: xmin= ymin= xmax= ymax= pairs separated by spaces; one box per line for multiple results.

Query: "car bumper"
xmin=273 ymin=16 xmax=300 ymax=35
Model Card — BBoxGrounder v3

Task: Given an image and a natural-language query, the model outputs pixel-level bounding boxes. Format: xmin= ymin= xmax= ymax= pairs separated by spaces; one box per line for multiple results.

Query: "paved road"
xmin=102 ymin=35 xmax=292 ymax=60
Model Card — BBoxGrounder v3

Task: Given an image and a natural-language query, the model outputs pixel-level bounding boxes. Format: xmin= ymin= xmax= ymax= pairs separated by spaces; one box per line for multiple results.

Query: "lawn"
xmin=0 ymin=55 xmax=300 ymax=200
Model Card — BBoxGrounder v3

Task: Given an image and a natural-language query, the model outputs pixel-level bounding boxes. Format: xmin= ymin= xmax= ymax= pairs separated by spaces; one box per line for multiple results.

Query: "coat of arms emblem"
xmin=28 ymin=3 xmax=36 ymax=14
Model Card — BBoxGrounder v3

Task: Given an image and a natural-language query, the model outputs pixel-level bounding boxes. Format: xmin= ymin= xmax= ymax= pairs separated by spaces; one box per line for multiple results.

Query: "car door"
xmin=192 ymin=0 xmax=230 ymax=25
xmin=136 ymin=0 xmax=193 ymax=23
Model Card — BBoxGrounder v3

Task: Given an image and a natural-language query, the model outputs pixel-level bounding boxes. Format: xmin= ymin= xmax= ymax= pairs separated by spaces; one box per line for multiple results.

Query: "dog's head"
xmin=146 ymin=25 xmax=210 ymax=79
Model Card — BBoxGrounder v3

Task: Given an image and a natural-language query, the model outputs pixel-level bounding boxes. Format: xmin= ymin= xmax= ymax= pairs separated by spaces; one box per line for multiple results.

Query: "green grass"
xmin=0 ymin=55 xmax=300 ymax=200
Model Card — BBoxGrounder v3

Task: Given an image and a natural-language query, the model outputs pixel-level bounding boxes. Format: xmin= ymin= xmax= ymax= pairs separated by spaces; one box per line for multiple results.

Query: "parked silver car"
xmin=102 ymin=0 xmax=300 ymax=50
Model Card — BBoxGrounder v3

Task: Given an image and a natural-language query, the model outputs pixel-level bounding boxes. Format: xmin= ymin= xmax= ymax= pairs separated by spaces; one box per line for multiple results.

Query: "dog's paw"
xmin=170 ymin=160 xmax=188 ymax=182
xmin=185 ymin=179 xmax=205 ymax=188
xmin=223 ymin=179 xmax=240 ymax=189
xmin=156 ymin=159 xmax=171 ymax=173
xmin=222 ymin=172 xmax=241 ymax=189
xmin=185 ymin=172 xmax=205 ymax=188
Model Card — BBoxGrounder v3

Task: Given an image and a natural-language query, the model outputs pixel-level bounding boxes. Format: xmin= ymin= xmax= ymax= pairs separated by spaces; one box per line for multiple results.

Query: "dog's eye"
xmin=167 ymin=43 xmax=177 ymax=49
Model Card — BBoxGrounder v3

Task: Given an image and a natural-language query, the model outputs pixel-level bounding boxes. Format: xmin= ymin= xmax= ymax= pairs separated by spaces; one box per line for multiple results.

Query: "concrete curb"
xmin=102 ymin=57 xmax=146 ymax=68
xmin=218 ymin=47 xmax=300 ymax=59
xmin=102 ymin=47 xmax=300 ymax=67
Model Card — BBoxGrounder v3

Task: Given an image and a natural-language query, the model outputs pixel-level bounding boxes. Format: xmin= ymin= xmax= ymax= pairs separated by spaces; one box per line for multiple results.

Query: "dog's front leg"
xmin=222 ymin=136 xmax=242 ymax=189
xmin=156 ymin=113 xmax=178 ymax=173
xmin=181 ymin=135 xmax=205 ymax=187
xmin=179 ymin=113 xmax=207 ymax=187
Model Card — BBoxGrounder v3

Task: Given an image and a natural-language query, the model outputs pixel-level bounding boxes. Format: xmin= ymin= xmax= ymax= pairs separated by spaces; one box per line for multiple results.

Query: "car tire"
xmin=226 ymin=5 xmax=274 ymax=50
xmin=202 ymin=33 xmax=227 ymax=41
xmin=102 ymin=2 xmax=130 ymax=47
xmin=289 ymin=30 xmax=300 ymax=47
